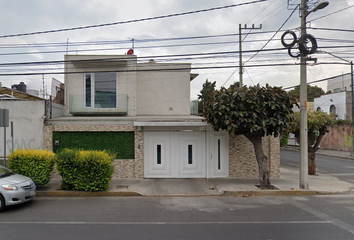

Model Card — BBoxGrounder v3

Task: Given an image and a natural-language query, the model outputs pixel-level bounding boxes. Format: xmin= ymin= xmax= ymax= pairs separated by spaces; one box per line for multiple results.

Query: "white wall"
xmin=136 ymin=61 xmax=191 ymax=116
xmin=314 ymin=91 xmax=346 ymax=119
xmin=0 ymin=100 xmax=45 ymax=156
xmin=64 ymin=55 xmax=137 ymax=116
xmin=327 ymin=73 xmax=351 ymax=93
xmin=64 ymin=55 xmax=192 ymax=117
xmin=52 ymin=102 xmax=64 ymax=118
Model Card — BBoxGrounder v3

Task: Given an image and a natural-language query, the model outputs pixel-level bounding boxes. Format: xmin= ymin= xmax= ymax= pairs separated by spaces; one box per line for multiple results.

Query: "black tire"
xmin=0 ymin=194 xmax=5 ymax=213
xmin=298 ymin=34 xmax=318 ymax=55
xmin=288 ymin=47 xmax=300 ymax=58
xmin=281 ymin=30 xmax=297 ymax=48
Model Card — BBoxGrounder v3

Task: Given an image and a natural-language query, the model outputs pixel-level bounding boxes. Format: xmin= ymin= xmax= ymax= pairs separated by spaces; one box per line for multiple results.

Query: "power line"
xmin=308 ymin=4 xmax=354 ymax=23
xmin=283 ymin=72 xmax=352 ymax=90
xmin=0 ymin=0 xmax=268 ymax=39
xmin=0 ymin=62 xmax=346 ymax=77
xmin=308 ymin=27 xmax=354 ymax=33
xmin=244 ymin=4 xmax=299 ymax=63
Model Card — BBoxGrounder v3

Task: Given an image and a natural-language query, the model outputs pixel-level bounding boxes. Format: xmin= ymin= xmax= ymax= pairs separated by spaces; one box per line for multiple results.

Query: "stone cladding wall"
xmin=229 ymin=134 xmax=280 ymax=178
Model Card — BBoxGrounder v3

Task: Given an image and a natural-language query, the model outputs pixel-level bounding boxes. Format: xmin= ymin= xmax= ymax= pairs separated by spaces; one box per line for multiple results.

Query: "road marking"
xmin=0 ymin=221 xmax=332 ymax=225
xmin=289 ymin=199 xmax=354 ymax=235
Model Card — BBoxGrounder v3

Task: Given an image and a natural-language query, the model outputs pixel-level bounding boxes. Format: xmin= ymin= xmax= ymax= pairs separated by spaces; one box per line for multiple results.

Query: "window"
xmin=85 ymin=72 xmax=117 ymax=108
xmin=188 ymin=145 xmax=193 ymax=164
xmin=218 ymin=139 xmax=221 ymax=170
xmin=157 ymin=145 xmax=162 ymax=164
xmin=330 ymin=105 xmax=336 ymax=116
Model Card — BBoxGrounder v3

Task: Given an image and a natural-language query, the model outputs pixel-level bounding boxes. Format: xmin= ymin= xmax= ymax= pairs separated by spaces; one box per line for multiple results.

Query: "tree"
xmin=204 ymin=84 xmax=296 ymax=188
xmin=197 ymin=79 xmax=216 ymax=114
xmin=288 ymin=111 xmax=335 ymax=175
xmin=288 ymin=85 xmax=325 ymax=102
xmin=229 ymin=81 xmax=240 ymax=89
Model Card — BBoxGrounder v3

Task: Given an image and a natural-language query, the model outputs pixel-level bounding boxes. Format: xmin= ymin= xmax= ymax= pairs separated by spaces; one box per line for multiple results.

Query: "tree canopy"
xmin=288 ymin=111 xmax=335 ymax=175
xmin=204 ymin=84 xmax=296 ymax=188
xmin=198 ymin=79 xmax=216 ymax=114
xmin=288 ymin=85 xmax=325 ymax=102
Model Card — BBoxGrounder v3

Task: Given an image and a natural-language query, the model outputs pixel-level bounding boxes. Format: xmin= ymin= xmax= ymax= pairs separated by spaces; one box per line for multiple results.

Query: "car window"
xmin=0 ymin=166 xmax=13 ymax=177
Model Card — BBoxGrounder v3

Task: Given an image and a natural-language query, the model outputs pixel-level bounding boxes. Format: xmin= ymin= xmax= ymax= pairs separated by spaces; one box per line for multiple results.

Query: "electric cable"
xmin=0 ymin=0 xmax=268 ymax=39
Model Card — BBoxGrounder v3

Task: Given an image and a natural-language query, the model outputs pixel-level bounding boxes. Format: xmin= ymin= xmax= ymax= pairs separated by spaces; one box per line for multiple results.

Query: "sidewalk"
xmin=36 ymin=149 xmax=354 ymax=197
xmin=284 ymin=146 xmax=354 ymax=160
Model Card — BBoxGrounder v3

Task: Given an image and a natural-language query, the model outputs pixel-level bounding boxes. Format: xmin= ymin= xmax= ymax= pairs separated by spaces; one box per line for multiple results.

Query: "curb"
xmin=35 ymin=190 xmax=354 ymax=198
xmin=36 ymin=191 xmax=142 ymax=197
xmin=223 ymin=190 xmax=320 ymax=197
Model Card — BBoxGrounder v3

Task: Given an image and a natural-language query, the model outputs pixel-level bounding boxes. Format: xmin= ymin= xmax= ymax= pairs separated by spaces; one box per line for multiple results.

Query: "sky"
xmin=0 ymin=0 xmax=353 ymax=99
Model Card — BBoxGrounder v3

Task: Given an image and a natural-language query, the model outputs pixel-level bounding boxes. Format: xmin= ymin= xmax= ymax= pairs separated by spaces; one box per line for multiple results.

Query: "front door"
xmin=209 ymin=131 xmax=229 ymax=178
xmin=144 ymin=131 xmax=206 ymax=178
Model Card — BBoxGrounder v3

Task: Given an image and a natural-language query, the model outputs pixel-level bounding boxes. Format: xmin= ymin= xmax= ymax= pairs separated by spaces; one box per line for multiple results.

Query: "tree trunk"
xmin=308 ymin=147 xmax=316 ymax=175
xmin=247 ymin=134 xmax=271 ymax=189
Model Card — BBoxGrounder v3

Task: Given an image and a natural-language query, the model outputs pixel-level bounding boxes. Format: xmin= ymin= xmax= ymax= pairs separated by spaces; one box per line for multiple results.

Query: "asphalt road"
xmin=2 ymin=195 xmax=354 ymax=240
xmin=281 ymin=149 xmax=354 ymax=184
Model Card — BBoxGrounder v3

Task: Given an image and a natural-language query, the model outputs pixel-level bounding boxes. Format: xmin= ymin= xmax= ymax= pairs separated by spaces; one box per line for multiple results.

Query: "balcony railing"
xmin=190 ymin=100 xmax=199 ymax=115
xmin=69 ymin=94 xmax=128 ymax=116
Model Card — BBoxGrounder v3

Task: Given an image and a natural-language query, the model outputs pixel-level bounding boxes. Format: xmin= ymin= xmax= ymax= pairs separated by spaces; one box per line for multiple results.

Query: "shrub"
xmin=280 ymin=132 xmax=289 ymax=147
xmin=9 ymin=149 xmax=55 ymax=188
xmin=55 ymin=149 xmax=115 ymax=191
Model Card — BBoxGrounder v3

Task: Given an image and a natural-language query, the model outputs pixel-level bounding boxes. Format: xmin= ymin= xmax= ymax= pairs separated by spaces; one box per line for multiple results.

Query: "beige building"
xmin=44 ymin=54 xmax=280 ymax=179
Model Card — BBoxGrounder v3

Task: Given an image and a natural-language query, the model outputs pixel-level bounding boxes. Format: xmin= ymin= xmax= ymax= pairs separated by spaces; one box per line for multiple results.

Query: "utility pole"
xmin=351 ymin=61 xmax=354 ymax=157
xmin=239 ymin=24 xmax=262 ymax=86
xmin=299 ymin=0 xmax=308 ymax=189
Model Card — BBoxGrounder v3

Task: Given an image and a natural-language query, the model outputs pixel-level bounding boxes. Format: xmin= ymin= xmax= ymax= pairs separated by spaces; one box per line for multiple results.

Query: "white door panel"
xmin=176 ymin=132 xmax=206 ymax=177
xmin=209 ymin=132 xmax=229 ymax=178
xmin=144 ymin=133 xmax=173 ymax=177
xmin=144 ymin=131 xmax=205 ymax=178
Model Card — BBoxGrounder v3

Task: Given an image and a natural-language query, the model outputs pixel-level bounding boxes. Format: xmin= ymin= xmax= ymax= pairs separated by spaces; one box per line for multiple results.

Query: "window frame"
xmin=84 ymin=72 xmax=117 ymax=109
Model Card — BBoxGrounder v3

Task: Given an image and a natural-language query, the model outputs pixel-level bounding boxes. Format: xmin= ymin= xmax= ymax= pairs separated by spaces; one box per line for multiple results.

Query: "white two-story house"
xmin=44 ymin=54 xmax=280 ymax=179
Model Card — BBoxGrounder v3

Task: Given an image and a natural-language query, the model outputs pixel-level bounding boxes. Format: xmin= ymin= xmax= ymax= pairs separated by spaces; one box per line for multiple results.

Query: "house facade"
xmin=0 ymin=88 xmax=47 ymax=159
xmin=314 ymin=91 xmax=352 ymax=120
xmin=44 ymin=54 xmax=280 ymax=179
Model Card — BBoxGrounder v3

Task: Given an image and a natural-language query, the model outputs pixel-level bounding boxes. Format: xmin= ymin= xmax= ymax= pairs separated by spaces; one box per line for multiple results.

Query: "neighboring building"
xmin=0 ymin=87 xmax=46 ymax=156
xmin=44 ymin=54 xmax=280 ymax=179
xmin=327 ymin=73 xmax=351 ymax=93
xmin=314 ymin=91 xmax=352 ymax=120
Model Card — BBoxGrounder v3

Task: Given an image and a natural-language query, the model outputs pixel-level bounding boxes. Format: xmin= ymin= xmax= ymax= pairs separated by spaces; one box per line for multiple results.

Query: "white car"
xmin=0 ymin=165 xmax=36 ymax=213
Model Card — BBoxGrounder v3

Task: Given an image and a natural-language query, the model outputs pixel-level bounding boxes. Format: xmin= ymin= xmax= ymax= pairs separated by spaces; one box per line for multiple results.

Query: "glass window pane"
xmin=85 ymin=74 xmax=91 ymax=107
xmin=218 ymin=139 xmax=221 ymax=170
xmin=188 ymin=145 xmax=193 ymax=164
xmin=94 ymin=72 xmax=116 ymax=108
xmin=157 ymin=145 xmax=161 ymax=164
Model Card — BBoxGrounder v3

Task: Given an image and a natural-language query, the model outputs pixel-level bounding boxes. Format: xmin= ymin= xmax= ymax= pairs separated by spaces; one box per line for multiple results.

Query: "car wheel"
xmin=0 ymin=194 xmax=5 ymax=213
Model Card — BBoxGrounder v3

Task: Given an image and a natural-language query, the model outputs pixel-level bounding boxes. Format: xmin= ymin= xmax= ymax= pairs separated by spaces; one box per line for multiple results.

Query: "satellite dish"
xmin=127 ymin=49 xmax=134 ymax=55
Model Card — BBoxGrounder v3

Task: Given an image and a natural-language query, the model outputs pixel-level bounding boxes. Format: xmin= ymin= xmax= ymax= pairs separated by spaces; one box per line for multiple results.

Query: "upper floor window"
xmin=85 ymin=72 xmax=117 ymax=108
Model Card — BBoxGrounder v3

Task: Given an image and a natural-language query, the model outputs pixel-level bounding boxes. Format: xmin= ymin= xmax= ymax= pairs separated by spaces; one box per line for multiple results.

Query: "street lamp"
xmin=299 ymin=0 xmax=329 ymax=189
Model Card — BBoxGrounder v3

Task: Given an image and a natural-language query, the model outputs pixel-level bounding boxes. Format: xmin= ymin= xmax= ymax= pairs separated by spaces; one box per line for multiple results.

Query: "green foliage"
xmin=55 ymin=149 xmax=114 ymax=191
xmin=289 ymin=111 xmax=336 ymax=136
xmin=334 ymin=119 xmax=351 ymax=125
xmin=229 ymin=81 xmax=240 ymax=89
xmin=288 ymin=85 xmax=325 ymax=102
xmin=53 ymin=132 xmax=134 ymax=159
xmin=198 ymin=79 xmax=216 ymax=114
xmin=204 ymin=84 xmax=297 ymax=138
xmin=9 ymin=149 xmax=55 ymax=188
xmin=280 ymin=132 xmax=289 ymax=147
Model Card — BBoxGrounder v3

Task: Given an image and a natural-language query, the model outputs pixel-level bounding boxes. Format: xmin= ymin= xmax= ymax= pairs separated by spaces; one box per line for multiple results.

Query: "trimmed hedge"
xmin=53 ymin=131 xmax=134 ymax=159
xmin=55 ymin=149 xmax=114 ymax=191
xmin=9 ymin=149 xmax=55 ymax=188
